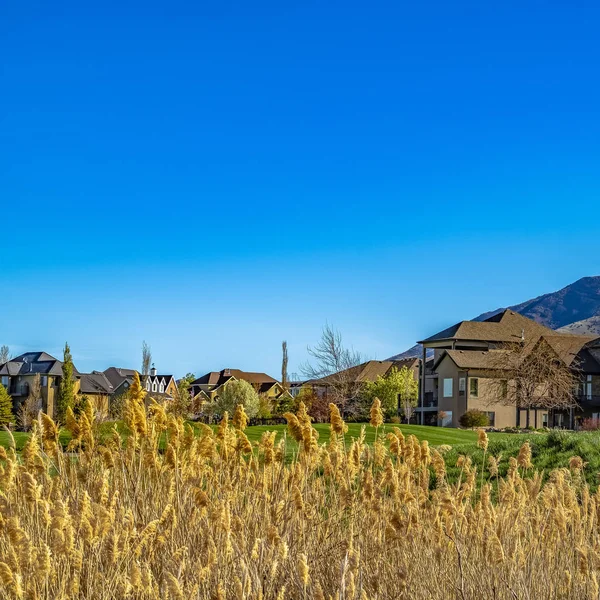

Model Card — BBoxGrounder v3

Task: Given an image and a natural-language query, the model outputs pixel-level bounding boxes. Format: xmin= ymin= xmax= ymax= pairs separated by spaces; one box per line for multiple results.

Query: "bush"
xmin=580 ymin=418 xmax=600 ymax=431
xmin=459 ymin=409 xmax=490 ymax=428
xmin=389 ymin=416 xmax=401 ymax=424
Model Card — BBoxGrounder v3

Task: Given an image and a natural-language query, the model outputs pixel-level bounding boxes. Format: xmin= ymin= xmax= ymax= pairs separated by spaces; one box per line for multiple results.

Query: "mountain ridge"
xmin=390 ymin=276 xmax=600 ymax=360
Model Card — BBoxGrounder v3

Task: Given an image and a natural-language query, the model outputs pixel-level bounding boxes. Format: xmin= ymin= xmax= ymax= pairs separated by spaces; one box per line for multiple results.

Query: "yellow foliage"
xmin=0 ymin=409 xmax=597 ymax=599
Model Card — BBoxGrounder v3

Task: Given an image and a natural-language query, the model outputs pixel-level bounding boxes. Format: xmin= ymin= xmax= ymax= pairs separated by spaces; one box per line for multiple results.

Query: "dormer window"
xmin=146 ymin=381 xmax=150 ymax=391
xmin=152 ymin=381 xmax=157 ymax=392
xmin=159 ymin=383 xmax=164 ymax=393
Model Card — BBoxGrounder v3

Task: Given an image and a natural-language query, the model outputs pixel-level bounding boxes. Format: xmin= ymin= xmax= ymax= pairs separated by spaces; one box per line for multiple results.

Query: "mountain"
xmin=390 ymin=276 xmax=600 ymax=360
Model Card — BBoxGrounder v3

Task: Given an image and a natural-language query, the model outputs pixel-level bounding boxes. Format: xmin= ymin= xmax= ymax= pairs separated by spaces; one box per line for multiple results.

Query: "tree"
xmin=208 ymin=380 xmax=260 ymax=419
xmin=293 ymin=385 xmax=330 ymax=423
xmin=0 ymin=345 xmax=9 ymax=365
xmin=170 ymin=373 xmax=195 ymax=417
xmin=488 ymin=339 xmax=578 ymax=427
xmin=57 ymin=343 xmax=75 ymax=422
xmin=18 ymin=373 xmax=41 ymax=431
xmin=459 ymin=409 xmax=490 ymax=428
xmin=141 ymin=341 xmax=152 ymax=379
xmin=364 ymin=366 xmax=419 ymax=421
xmin=281 ymin=341 xmax=289 ymax=390
xmin=301 ymin=325 xmax=365 ymax=415
xmin=0 ymin=383 xmax=14 ymax=426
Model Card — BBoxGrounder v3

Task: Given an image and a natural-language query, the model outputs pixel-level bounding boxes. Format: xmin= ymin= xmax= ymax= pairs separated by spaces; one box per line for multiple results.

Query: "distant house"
xmin=416 ymin=310 xmax=600 ymax=428
xmin=310 ymin=358 xmax=420 ymax=392
xmin=190 ymin=368 xmax=291 ymax=405
xmin=306 ymin=358 xmax=421 ymax=416
xmin=102 ymin=365 xmax=177 ymax=403
xmin=0 ymin=351 xmax=111 ymax=417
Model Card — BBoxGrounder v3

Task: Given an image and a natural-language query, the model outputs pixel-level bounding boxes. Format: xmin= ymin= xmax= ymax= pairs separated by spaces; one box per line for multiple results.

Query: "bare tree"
xmin=18 ymin=374 xmax=41 ymax=431
xmin=281 ymin=341 xmax=289 ymax=390
xmin=301 ymin=325 xmax=365 ymax=416
xmin=488 ymin=339 xmax=578 ymax=427
xmin=0 ymin=346 xmax=9 ymax=365
xmin=141 ymin=341 xmax=152 ymax=379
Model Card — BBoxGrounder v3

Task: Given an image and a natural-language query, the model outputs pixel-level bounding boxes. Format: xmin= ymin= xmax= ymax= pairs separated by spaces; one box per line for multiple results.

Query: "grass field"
xmin=4 ymin=421 xmax=599 ymax=486
xmin=0 ymin=421 xmax=506 ymax=451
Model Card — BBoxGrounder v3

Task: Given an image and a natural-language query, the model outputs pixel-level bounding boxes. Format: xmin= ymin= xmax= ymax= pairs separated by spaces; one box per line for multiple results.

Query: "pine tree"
xmin=0 ymin=383 xmax=14 ymax=426
xmin=57 ymin=342 xmax=75 ymax=422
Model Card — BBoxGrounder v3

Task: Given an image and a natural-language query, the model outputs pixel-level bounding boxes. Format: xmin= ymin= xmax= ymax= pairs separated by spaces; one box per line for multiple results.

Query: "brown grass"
xmin=0 ymin=394 xmax=598 ymax=599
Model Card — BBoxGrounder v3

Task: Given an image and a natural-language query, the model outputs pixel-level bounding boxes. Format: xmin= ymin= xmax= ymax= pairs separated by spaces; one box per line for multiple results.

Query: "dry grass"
xmin=0 ymin=390 xmax=599 ymax=599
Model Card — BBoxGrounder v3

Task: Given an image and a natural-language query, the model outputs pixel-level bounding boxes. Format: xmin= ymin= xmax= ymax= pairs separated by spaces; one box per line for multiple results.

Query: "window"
xmin=587 ymin=375 xmax=593 ymax=400
xmin=439 ymin=411 xmax=453 ymax=427
xmin=470 ymin=378 xmax=479 ymax=398
xmin=500 ymin=380 xmax=508 ymax=399
xmin=40 ymin=376 xmax=47 ymax=387
xmin=555 ymin=413 xmax=564 ymax=428
xmin=152 ymin=381 xmax=157 ymax=392
xmin=542 ymin=413 xmax=548 ymax=427
xmin=146 ymin=381 xmax=150 ymax=391
xmin=1 ymin=376 xmax=8 ymax=388
xmin=458 ymin=377 xmax=466 ymax=395
xmin=443 ymin=378 xmax=453 ymax=398
xmin=159 ymin=383 xmax=164 ymax=393
xmin=485 ymin=411 xmax=495 ymax=427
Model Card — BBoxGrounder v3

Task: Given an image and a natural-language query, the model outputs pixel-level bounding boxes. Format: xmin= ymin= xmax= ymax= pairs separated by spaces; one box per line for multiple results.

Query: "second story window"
xmin=152 ymin=381 xmax=157 ymax=392
xmin=159 ymin=383 xmax=164 ymax=393
xmin=443 ymin=378 xmax=453 ymax=398
xmin=146 ymin=381 xmax=150 ymax=391
xmin=40 ymin=376 xmax=48 ymax=387
xmin=1 ymin=376 xmax=8 ymax=388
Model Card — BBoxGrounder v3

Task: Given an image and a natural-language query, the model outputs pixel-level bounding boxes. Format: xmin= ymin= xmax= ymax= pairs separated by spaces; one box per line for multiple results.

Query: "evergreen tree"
xmin=0 ymin=383 xmax=14 ymax=426
xmin=57 ymin=342 xmax=75 ymax=422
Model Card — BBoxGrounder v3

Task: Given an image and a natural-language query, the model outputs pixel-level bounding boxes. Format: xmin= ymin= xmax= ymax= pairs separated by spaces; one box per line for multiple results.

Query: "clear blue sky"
xmin=1 ymin=1 xmax=599 ymax=378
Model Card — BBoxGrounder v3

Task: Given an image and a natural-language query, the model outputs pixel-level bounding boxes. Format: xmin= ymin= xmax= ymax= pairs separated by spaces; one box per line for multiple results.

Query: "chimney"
xmin=224 ymin=368 xmax=231 ymax=376
xmin=150 ymin=363 xmax=157 ymax=377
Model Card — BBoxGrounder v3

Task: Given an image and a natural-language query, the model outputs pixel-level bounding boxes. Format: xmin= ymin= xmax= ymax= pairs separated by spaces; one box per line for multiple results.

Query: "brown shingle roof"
xmin=439 ymin=349 xmax=512 ymax=370
xmin=419 ymin=310 xmax=555 ymax=344
xmin=539 ymin=335 xmax=597 ymax=367
xmin=192 ymin=369 xmax=278 ymax=387
xmin=315 ymin=358 xmax=419 ymax=385
xmin=439 ymin=333 xmax=599 ymax=370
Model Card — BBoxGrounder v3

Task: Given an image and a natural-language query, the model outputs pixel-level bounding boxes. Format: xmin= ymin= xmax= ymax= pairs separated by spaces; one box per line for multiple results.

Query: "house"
xmin=416 ymin=310 xmax=600 ymax=428
xmin=0 ymin=351 xmax=112 ymax=418
xmin=302 ymin=358 xmax=421 ymax=419
xmin=102 ymin=365 xmax=177 ymax=403
xmin=310 ymin=358 xmax=420 ymax=396
xmin=190 ymin=368 xmax=291 ymax=405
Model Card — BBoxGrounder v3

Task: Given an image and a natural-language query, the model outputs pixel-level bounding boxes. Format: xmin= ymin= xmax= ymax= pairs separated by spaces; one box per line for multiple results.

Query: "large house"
xmin=415 ymin=310 xmax=600 ymax=428
xmin=0 ymin=351 xmax=112 ymax=417
xmin=190 ymin=368 xmax=291 ymax=405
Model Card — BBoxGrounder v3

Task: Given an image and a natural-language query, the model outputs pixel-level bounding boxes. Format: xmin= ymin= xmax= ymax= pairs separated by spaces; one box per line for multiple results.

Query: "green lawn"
xmin=2 ymin=422 xmax=598 ymax=488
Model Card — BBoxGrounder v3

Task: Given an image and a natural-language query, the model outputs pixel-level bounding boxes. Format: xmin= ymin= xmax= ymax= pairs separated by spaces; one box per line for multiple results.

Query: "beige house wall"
xmin=435 ymin=356 xmax=548 ymax=428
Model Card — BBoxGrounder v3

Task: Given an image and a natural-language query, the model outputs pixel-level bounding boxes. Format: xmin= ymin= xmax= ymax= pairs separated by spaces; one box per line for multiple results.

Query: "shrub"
xmin=459 ymin=409 xmax=490 ymax=428
xmin=580 ymin=417 xmax=600 ymax=431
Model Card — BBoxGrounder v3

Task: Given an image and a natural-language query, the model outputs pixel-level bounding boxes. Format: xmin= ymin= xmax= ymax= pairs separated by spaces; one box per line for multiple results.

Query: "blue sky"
xmin=1 ymin=1 xmax=599 ymax=377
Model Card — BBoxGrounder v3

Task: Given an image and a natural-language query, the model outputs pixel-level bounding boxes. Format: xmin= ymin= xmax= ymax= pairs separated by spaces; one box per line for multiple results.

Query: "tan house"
xmin=416 ymin=310 xmax=600 ymax=428
xmin=190 ymin=368 xmax=291 ymax=406
xmin=0 ymin=351 xmax=112 ymax=418
xmin=309 ymin=358 xmax=420 ymax=404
